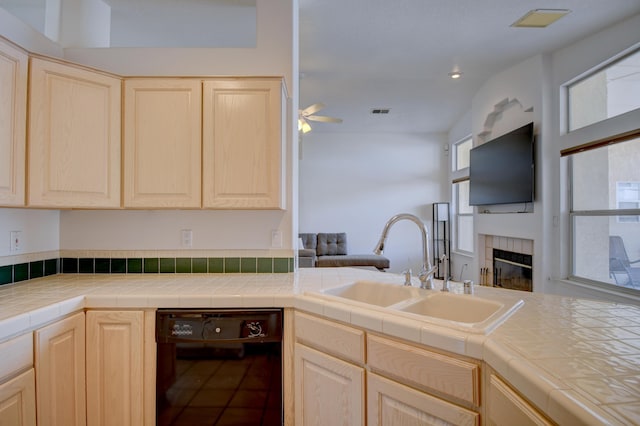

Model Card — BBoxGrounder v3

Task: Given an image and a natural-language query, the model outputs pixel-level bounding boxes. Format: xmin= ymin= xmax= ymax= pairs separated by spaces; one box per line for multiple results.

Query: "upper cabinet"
xmin=0 ymin=38 xmax=28 ymax=206
xmin=203 ymin=79 xmax=285 ymax=209
xmin=28 ymin=57 xmax=121 ymax=208
xmin=123 ymin=79 xmax=202 ymax=208
xmin=3 ymin=41 xmax=287 ymax=210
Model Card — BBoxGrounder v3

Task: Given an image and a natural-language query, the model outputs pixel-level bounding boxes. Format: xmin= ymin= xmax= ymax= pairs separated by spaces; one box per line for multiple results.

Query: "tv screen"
xmin=469 ymin=122 xmax=534 ymax=206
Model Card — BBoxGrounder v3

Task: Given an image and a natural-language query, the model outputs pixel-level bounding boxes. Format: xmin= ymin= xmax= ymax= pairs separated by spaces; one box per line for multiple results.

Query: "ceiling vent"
xmin=371 ymin=108 xmax=391 ymax=114
xmin=511 ymin=9 xmax=571 ymax=28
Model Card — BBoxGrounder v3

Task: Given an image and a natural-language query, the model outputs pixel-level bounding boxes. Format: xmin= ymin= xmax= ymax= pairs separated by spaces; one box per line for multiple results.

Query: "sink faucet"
xmin=440 ymin=254 xmax=450 ymax=292
xmin=373 ymin=213 xmax=437 ymax=289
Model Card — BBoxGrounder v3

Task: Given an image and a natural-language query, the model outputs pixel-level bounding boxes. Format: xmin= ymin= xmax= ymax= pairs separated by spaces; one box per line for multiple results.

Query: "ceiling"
xmin=2 ymin=0 xmax=639 ymax=135
xmin=298 ymin=0 xmax=640 ymax=134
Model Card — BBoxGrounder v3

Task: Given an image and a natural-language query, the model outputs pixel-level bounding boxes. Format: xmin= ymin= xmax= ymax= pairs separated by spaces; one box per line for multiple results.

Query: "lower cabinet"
xmin=85 ymin=310 xmax=156 ymax=426
xmin=485 ymin=372 xmax=553 ymax=426
xmin=0 ymin=333 xmax=35 ymax=426
xmin=368 ymin=372 xmax=477 ymax=426
xmin=294 ymin=312 xmax=481 ymax=426
xmin=294 ymin=343 xmax=365 ymax=425
xmin=0 ymin=369 xmax=36 ymax=426
xmin=34 ymin=312 xmax=86 ymax=426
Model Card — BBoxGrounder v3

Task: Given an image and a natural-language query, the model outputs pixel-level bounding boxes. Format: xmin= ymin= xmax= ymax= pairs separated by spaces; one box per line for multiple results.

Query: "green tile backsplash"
xmin=0 ymin=258 xmax=59 ymax=286
xmin=0 ymin=256 xmax=293 ymax=286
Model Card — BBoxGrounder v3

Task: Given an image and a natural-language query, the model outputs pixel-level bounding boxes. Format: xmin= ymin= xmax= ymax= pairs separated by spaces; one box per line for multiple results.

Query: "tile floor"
xmin=157 ymin=343 xmax=282 ymax=425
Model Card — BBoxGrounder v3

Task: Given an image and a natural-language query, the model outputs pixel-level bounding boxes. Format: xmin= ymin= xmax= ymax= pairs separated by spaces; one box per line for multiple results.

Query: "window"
xmin=454 ymin=138 xmax=472 ymax=171
xmin=568 ymin=135 xmax=640 ymax=291
xmin=452 ymin=137 xmax=473 ymax=254
xmin=617 ymin=182 xmax=640 ymax=222
xmin=568 ymin=49 xmax=640 ymax=131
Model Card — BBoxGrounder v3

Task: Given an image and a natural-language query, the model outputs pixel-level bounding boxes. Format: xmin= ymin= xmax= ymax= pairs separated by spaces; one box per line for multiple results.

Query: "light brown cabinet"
xmin=0 ymin=369 xmax=37 ymax=426
xmin=0 ymin=38 xmax=28 ymax=206
xmin=485 ymin=372 xmax=553 ymax=426
xmin=203 ymin=79 xmax=285 ymax=209
xmin=34 ymin=312 xmax=86 ymax=426
xmin=368 ymin=372 xmax=478 ymax=426
xmin=123 ymin=77 xmax=285 ymax=209
xmin=294 ymin=312 xmax=481 ymax=426
xmin=367 ymin=334 xmax=480 ymax=406
xmin=294 ymin=312 xmax=365 ymax=425
xmin=86 ymin=310 xmax=155 ymax=426
xmin=0 ymin=333 xmax=36 ymax=426
xmin=28 ymin=57 xmax=121 ymax=208
xmin=123 ymin=79 xmax=202 ymax=208
xmin=294 ymin=344 xmax=365 ymax=425
xmin=4 ymin=43 xmax=287 ymax=210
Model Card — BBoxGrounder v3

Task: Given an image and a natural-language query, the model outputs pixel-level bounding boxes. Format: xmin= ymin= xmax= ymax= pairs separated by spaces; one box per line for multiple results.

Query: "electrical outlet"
xmin=10 ymin=231 xmax=21 ymax=252
xmin=181 ymin=229 xmax=193 ymax=248
xmin=271 ymin=230 xmax=282 ymax=248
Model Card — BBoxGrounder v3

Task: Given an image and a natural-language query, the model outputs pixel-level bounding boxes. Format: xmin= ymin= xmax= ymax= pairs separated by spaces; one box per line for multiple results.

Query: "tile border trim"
xmin=0 ymin=256 xmax=294 ymax=285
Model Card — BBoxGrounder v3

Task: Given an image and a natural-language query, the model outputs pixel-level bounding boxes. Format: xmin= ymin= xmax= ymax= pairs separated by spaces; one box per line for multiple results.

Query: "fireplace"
xmin=493 ymin=248 xmax=532 ymax=292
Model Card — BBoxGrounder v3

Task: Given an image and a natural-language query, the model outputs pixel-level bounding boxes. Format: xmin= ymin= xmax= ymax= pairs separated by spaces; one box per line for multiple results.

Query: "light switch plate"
xmin=10 ymin=231 xmax=21 ymax=252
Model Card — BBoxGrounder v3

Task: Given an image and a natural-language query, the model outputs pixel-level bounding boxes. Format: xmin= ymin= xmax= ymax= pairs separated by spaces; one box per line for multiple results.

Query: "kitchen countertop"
xmin=1 ymin=267 xmax=639 ymax=425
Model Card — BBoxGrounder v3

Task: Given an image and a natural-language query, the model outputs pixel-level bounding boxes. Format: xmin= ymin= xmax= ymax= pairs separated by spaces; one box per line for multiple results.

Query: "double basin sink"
xmin=308 ymin=280 xmax=523 ymax=334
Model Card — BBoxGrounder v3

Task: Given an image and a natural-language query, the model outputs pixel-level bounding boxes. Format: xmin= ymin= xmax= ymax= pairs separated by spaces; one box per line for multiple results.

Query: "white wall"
xmin=0 ymin=209 xmax=59 ymax=257
xmin=446 ymin=13 xmax=640 ymax=304
xmin=62 ymin=0 xmax=297 ymax=253
xmin=299 ymin=131 xmax=448 ymax=274
xmin=0 ymin=0 xmax=298 ymax=259
xmin=470 ymin=54 xmax=548 ymax=292
xmin=59 ymin=210 xmax=288 ymax=251
xmin=0 ymin=7 xmax=62 ymax=56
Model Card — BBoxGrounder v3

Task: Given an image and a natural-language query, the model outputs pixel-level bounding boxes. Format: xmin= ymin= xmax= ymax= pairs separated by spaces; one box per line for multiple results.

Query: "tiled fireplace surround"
xmin=480 ymin=235 xmax=533 ymax=287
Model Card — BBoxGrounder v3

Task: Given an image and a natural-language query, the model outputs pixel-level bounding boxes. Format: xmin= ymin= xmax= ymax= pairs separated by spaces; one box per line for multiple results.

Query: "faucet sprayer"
xmin=373 ymin=213 xmax=437 ymax=289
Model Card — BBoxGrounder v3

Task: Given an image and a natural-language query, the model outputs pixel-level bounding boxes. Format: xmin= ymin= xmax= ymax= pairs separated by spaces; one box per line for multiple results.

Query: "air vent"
xmin=371 ymin=108 xmax=391 ymax=114
xmin=511 ymin=9 xmax=570 ymax=28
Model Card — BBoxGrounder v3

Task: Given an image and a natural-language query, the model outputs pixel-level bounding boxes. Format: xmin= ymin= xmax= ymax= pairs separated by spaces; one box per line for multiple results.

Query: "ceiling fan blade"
xmin=306 ymin=115 xmax=343 ymax=123
xmin=301 ymin=102 xmax=325 ymax=116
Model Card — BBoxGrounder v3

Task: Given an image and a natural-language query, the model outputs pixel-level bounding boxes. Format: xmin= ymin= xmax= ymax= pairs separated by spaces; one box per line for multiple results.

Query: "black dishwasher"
xmin=156 ymin=309 xmax=283 ymax=425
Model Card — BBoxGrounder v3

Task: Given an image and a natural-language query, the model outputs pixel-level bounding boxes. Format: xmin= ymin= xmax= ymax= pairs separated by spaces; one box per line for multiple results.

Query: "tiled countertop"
xmin=1 ymin=267 xmax=639 ymax=425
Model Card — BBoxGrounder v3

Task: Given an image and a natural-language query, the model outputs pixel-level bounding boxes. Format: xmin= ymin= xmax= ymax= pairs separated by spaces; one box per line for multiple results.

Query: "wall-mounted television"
xmin=469 ymin=122 xmax=535 ymax=206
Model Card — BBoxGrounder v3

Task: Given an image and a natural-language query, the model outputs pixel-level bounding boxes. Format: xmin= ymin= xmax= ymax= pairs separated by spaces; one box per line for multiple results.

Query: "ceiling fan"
xmin=298 ymin=103 xmax=343 ymax=133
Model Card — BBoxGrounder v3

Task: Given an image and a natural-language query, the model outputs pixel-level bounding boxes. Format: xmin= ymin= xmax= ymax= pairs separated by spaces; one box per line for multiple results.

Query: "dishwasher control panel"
xmin=156 ymin=309 xmax=282 ymax=344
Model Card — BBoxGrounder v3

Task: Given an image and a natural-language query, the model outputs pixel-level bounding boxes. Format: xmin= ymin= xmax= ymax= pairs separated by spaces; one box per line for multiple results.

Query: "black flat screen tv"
xmin=469 ymin=122 xmax=534 ymax=206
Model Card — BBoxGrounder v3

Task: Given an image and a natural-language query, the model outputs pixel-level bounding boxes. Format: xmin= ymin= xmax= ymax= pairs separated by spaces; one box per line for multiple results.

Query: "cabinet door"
xmin=368 ymin=373 xmax=478 ymax=426
xmin=294 ymin=343 xmax=364 ymax=426
xmin=123 ymin=79 xmax=202 ymax=208
xmin=34 ymin=312 xmax=86 ymax=426
xmin=0 ymin=39 xmax=27 ymax=206
xmin=0 ymin=369 xmax=36 ymax=426
xmin=86 ymin=310 xmax=154 ymax=426
xmin=28 ymin=58 xmax=121 ymax=208
xmin=486 ymin=374 xmax=552 ymax=426
xmin=202 ymin=79 xmax=285 ymax=209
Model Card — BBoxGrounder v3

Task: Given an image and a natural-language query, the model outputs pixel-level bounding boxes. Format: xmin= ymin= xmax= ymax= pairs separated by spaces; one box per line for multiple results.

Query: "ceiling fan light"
xmin=299 ymin=119 xmax=312 ymax=133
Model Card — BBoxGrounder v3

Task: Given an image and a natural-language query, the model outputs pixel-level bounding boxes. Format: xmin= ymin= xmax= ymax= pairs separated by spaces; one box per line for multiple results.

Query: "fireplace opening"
xmin=493 ymin=248 xmax=532 ymax=292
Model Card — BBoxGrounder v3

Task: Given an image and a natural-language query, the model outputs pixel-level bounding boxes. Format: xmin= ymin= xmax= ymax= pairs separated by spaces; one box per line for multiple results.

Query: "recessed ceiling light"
xmin=448 ymin=71 xmax=463 ymax=79
xmin=511 ymin=9 xmax=571 ymax=28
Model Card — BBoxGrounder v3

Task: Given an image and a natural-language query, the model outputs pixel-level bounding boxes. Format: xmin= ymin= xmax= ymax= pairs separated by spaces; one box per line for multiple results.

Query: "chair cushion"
xmin=298 ymin=248 xmax=317 ymax=258
xmin=316 ymin=254 xmax=389 ymax=269
xmin=316 ymin=233 xmax=347 ymax=256
xmin=299 ymin=233 xmax=317 ymax=250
